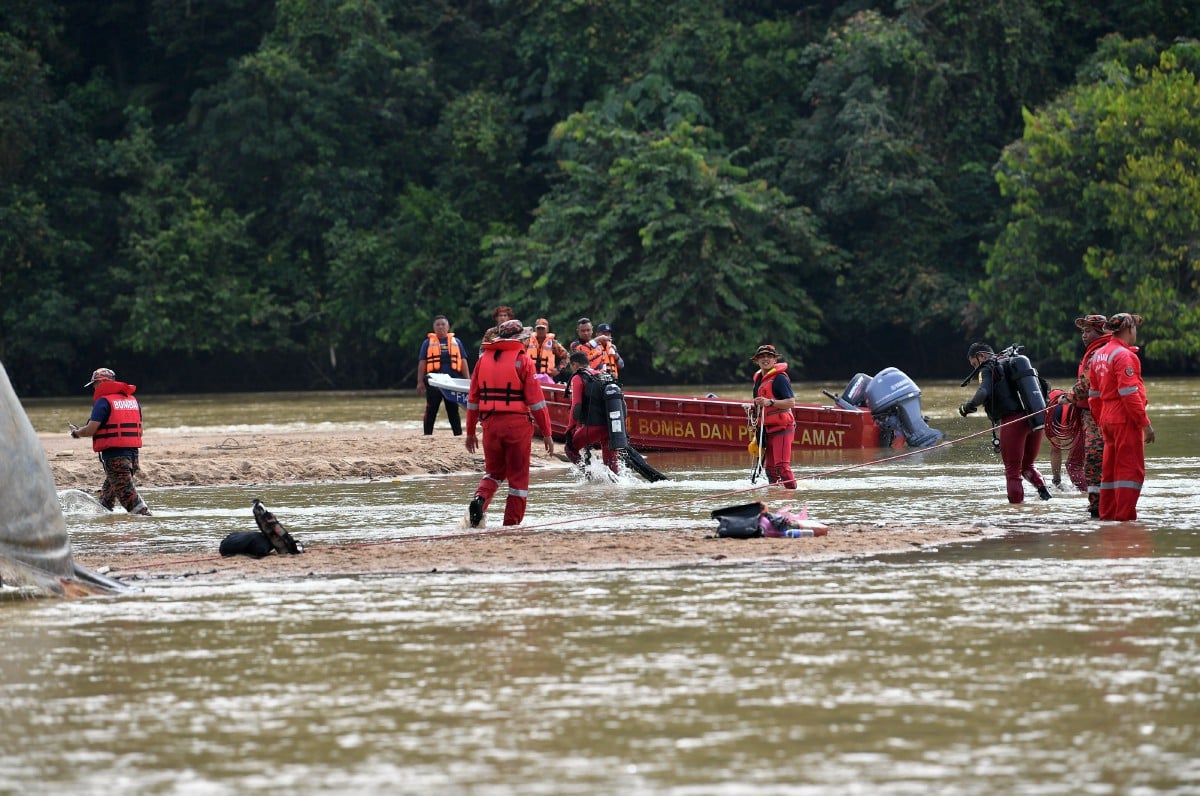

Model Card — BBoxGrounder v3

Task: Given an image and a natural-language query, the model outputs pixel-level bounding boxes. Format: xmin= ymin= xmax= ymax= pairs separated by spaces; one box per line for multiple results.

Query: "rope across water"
xmin=110 ymin=409 xmax=1044 ymax=570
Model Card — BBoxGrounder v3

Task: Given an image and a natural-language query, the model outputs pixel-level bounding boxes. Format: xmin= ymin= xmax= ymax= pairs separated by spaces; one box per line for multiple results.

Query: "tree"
xmin=979 ymin=37 xmax=1200 ymax=366
xmin=778 ymin=11 xmax=963 ymax=348
xmin=0 ymin=23 xmax=109 ymax=390
xmin=485 ymin=78 xmax=842 ymax=381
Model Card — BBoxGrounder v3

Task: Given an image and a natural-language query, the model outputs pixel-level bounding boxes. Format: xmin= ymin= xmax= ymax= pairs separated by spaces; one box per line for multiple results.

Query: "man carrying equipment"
xmin=563 ymin=351 xmax=620 ymax=474
xmin=959 ymin=343 xmax=1052 ymax=503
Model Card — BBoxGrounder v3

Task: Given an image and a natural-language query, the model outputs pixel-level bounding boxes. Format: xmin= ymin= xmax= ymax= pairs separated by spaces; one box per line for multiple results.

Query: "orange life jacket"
xmin=422 ymin=332 xmax=465 ymax=376
xmin=594 ymin=340 xmax=620 ymax=378
xmin=91 ymin=381 xmax=143 ymax=452
xmin=753 ymin=363 xmax=795 ymax=432
xmin=526 ymin=333 xmax=561 ymax=374
xmin=570 ymin=339 xmax=606 ymax=370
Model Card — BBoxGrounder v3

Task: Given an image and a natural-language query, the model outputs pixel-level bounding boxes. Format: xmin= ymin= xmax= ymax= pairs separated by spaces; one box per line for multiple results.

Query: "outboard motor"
xmin=838 ymin=373 xmax=871 ymax=411
xmin=863 ymin=367 xmax=945 ymax=448
xmin=604 ymin=382 xmax=629 ymax=451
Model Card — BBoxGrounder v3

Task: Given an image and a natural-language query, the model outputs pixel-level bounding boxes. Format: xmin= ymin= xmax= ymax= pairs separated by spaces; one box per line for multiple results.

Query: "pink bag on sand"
xmin=760 ymin=506 xmax=829 ymax=538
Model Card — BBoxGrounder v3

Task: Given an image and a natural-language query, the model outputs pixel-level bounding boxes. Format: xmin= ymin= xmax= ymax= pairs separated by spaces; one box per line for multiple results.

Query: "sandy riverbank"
xmin=42 ymin=428 xmax=986 ymax=581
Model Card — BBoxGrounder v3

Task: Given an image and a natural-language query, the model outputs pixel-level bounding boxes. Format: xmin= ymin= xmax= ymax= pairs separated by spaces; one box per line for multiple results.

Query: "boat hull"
xmin=540 ymin=384 xmax=878 ymax=452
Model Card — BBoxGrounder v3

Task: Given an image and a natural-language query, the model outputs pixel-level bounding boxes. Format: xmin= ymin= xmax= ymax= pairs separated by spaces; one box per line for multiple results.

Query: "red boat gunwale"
xmin=540 ymin=383 xmax=878 ymax=452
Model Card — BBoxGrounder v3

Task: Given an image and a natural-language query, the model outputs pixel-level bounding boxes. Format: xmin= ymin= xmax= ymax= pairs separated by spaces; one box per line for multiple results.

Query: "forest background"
xmin=3 ymin=0 xmax=1200 ymax=396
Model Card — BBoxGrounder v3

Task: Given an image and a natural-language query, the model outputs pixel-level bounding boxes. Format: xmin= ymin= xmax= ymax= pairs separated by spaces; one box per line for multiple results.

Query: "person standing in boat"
xmin=464 ymin=319 xmax=555 ymax=527
xmin=568 ymin=317 xmax=605 ymax=370
xmin=480 ymin=305 xmax=514 ymax=352
xmin=68 ymin=367 xmax=152 ymax=515
xmin=416 ymin=314 xmax=471 ymax=436
xmin=592 ymin=323 xmax=624 ymax=379
xmin=750 ymin=344 xmax=797 ymax=489
xmin=958 ymin=342 xmax=1052 ymax=503
xmin=525 ymin=317 xmax=569 ymax=380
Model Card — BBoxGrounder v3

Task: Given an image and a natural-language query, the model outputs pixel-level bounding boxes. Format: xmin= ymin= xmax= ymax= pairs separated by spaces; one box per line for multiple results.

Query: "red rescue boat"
xmin=429 ymin=367 xmax=943 ymax=453
xmin=539 ymin=383 xmax=876 ymax=452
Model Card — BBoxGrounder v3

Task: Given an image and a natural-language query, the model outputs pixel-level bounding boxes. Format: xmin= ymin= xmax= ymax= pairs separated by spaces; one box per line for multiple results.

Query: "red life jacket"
xmin=754 ymin=363 xmax=795 ymax=432
xmin=92 ymin=381 xmax=143 ymax=452
xmin=474 ymin=339 xmax=534 ymax=414
xmin=422 ymin=332 xmax=465 ymax=376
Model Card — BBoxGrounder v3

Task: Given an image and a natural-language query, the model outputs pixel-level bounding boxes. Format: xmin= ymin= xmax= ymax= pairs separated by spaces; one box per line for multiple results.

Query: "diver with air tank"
xmin=959 ymin=342 xmax=1052 ymax=504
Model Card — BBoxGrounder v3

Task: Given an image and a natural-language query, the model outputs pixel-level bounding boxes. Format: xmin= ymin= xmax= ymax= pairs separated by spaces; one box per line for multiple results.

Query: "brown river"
xmin=3 ymin=378 xmax=1199 ymax=794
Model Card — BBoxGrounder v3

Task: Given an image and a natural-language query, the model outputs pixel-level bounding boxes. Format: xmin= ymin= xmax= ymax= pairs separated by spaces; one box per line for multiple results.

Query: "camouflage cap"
xmin=84 ymin=367 xmax=115 ymax=388
xmin=750 ymin=344 xmax=778 ymax=361
xmin=497 ymin=319 xmax=526 ymax=338
xmin=1105 ymin=313 xmax=1144 ymax=332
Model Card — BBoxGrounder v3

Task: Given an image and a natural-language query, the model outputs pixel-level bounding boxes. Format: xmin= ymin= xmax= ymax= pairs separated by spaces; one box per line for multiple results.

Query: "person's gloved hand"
xmin=958 ymin=403 xmax=977 ymax=417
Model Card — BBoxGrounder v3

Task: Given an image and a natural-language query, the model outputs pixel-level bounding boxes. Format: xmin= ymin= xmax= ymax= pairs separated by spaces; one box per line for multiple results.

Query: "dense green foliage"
xmin=980 ymin=37 xmax=1200 ymax=366
xmin=1 ymin=0 xmax=1198 ymax=394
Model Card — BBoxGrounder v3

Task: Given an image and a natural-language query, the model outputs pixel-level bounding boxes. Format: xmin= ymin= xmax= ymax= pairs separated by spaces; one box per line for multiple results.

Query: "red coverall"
xmin=1068 ymin=332 xmax=1112 ymax=515
xmin=753 ymin=363 xmax=797 ymax=489
xmin=1092 ymin=338 xmax=1151 ymax=521
xmin=466 ymin=340 xmax=553 ymax=526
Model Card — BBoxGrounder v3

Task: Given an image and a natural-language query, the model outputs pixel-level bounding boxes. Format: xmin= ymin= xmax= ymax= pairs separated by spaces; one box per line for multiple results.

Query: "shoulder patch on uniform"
xmin=1124 ymin=367 xmax=1135 ymax=376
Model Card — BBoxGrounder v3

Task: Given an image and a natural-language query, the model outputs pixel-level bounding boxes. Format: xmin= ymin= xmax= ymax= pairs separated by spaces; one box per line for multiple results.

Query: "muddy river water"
xmin=4 ymin=379 xmax=1199 ymax=794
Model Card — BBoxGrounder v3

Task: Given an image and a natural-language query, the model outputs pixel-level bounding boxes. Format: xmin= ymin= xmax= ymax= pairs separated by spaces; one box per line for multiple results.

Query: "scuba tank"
xmin=579 ymin=369 xmax=630 ymax=451
xmin=604 ymin=382 xmax=629 ymax=451
xmin=1001 ymin=347 xmax=1048 ymax=431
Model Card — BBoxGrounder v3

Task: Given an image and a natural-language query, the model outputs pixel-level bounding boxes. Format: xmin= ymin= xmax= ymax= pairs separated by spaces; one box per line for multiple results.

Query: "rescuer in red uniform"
xmin=1090 ymin=313 xmax=1155 ymax=521
xmin=68 ymin=367 xmax=152 ymax=515
xmin=464 ymin=319 xmax=555 ymax=526
xmin=750 ymin=344 xmax=797 ymax=489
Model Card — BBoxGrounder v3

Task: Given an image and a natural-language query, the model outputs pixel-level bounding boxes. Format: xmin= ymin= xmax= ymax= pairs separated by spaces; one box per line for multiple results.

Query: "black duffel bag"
xmin=711 ymin=501 xmax=765 ymax=539
xmin=219 ymin=531 xmax=275 ymax=558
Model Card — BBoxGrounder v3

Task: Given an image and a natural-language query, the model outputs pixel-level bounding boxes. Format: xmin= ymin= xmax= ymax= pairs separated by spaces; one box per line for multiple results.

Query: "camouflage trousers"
xmin=99 ymin=454 xmax=151 ymax=515
xmin=1081 ymin=410 xmax=1103 ymax=515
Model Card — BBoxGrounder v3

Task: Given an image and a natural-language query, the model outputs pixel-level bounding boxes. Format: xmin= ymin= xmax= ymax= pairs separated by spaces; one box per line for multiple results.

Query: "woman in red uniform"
xmin=1091 ymin=313 xmax=1155 ymax=521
